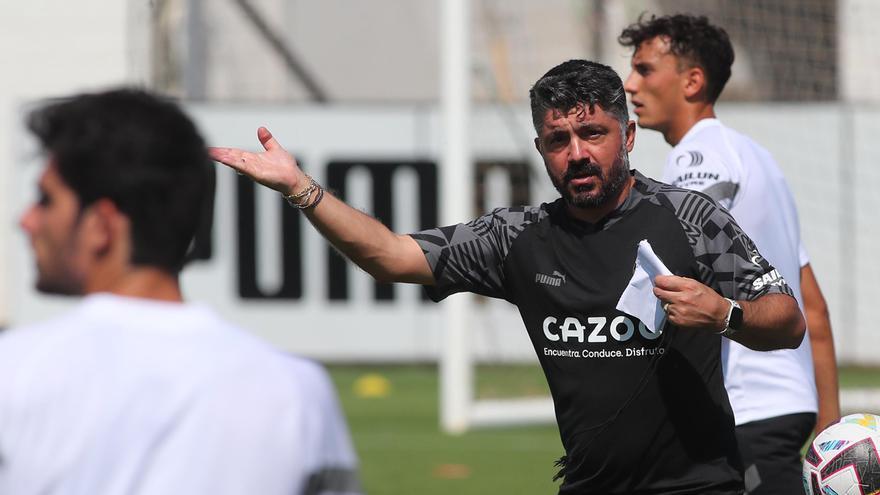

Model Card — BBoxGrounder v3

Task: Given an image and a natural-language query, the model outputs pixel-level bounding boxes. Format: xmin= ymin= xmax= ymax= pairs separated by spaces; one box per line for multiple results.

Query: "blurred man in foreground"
xmin=211 ymin=60 xmax=805 ymax=494
xmin=620 ymin=13 xmax=839 ymax=494
xmin=0 ymin=88 xmax=361 ymax=495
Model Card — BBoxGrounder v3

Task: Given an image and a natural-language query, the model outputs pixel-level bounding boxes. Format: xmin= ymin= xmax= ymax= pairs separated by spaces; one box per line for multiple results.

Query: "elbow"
xmin=783 ymin=309 xmax=807 ymax=350
xmin=774 ymin=294 xmax=806 ymax=349
xmin=360 ymin=259 xmax=398 ymax=283
xmin=364 ymin=259 xmax=417 ymax=284
xmin=756 ymin=298 xmax=805 ymax=351
xmin=749 ymin=317 xmax=803 ymax=352
xmin=739 ymin=298 xmax=805 ymax=351
xmin=354 ymin=248 xmax=404 ymax=283
xmin=357 ymin=235 xmax=425 ymax=284
xmin=370 ymin=268 xmax=398 ymax=284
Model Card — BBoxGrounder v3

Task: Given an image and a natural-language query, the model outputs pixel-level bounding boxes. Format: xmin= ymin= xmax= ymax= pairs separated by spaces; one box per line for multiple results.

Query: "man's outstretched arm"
xmin=209 ymin=127 xmax=433 ymax=285
xmin=801 ymin=263 xmax=840 ymax=433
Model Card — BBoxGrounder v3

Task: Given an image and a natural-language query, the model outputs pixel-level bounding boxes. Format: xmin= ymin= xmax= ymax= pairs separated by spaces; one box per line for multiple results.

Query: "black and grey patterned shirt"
xmin=411 ymin=170 xmax=793 ymax=495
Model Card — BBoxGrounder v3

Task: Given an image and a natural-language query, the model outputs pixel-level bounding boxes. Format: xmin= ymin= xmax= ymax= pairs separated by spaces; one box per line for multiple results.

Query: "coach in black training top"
xmin=210 ymin=60 xmax=806 ymax=494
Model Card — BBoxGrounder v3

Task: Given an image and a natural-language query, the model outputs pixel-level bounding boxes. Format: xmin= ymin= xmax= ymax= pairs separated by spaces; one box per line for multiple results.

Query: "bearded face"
xmin=548 ymin=144 xmax=631 ymax=209
xmin=535 ymin=104 xmax=634 ymax=214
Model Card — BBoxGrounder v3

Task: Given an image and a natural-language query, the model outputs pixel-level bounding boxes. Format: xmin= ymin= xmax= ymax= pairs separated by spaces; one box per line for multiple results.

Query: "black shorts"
xmin=735 ymin=412 xmax=816 ymax=495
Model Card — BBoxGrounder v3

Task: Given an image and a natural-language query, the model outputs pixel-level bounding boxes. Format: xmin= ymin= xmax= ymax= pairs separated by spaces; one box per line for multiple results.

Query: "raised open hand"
xmin=208 ymin=127 xmax=306 ymax=196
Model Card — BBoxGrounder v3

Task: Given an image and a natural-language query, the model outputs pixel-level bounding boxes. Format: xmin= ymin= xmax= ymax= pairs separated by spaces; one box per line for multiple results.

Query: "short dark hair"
xmin=27 ymin=88 xmax=212 ymax=274
xmin=619 ymin=14 xmax=734 ymax=103
xmin=529 ymin=60 xmax=629 ymax=135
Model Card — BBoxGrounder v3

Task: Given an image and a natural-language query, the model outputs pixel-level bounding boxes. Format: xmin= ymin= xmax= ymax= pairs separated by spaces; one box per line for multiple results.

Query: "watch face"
xmin=729 ymin=303 xmax=744 ymax=329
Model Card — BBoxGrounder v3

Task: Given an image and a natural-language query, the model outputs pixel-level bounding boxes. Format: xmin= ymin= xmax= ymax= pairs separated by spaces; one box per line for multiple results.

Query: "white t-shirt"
xmin=662 ymin=118 xmax=818 ymax=425
xmin=0 ymin=294 xmax=361 ymax=495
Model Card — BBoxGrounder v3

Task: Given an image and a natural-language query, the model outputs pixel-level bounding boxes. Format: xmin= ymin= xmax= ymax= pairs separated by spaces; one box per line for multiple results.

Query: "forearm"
xmin=802 ymin=264 xmax=840 ymax=432
xmin=655 ymin=276 xmax=804 ymax=350
xmin=208 ymin=129 xmax=434 ymax=285
xmin=810 ymin=323 xmax=840 ymax=433
xmin=304 ymin=190 xmax=433 ymax=284
xmin=728 ymin=293 xmax=805 ymax=351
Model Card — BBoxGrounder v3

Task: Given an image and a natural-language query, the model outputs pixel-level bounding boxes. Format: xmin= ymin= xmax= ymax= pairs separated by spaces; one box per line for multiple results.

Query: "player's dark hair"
xmin=618 ymin=13 xmax=734 ymax=103
xmin=529 ymin=59 xmax=629 ymax=135
xmin=27 ymin=88 xmax=212 ymax=274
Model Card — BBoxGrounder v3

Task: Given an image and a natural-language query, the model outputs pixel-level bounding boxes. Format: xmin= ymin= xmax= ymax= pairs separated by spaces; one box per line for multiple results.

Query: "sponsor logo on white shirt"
xmin=675 ymin=150 xmax=704 ymax=167
xmin=674 ymin=171 xmax=720 ymax=184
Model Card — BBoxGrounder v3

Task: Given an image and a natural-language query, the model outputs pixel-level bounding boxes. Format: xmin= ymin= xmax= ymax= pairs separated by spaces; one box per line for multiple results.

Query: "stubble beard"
xmin=35 ymin=268 xmax=84 ymax=296
xmin=551 ymin=146 xmax=631 ymax=210
xmin=33 ymin=245 xmax=85 ymax=297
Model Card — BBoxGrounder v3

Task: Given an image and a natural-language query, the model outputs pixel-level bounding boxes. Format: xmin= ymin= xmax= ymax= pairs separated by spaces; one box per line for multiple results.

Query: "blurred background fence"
xmin=4 ymin=0 xmax=878 ymax=364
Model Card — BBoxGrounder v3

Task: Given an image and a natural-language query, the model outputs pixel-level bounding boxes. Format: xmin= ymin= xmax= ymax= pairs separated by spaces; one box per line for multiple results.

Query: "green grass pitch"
xmin=328 ymin=364 xmax=880 ymax=494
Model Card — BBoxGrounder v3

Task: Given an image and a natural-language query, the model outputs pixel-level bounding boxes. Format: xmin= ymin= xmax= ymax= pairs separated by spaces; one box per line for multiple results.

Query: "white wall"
xmin=839 ymin=0 xmax=880 ymax=103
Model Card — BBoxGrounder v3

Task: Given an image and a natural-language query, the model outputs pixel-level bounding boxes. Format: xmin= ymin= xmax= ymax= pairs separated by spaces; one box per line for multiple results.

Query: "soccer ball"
xmin=803 ymin=413 xmax=880 ymax=495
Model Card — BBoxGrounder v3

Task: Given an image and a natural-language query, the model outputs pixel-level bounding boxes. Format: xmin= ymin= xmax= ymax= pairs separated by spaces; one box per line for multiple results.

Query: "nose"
xmin=19 ymin=205 xmax=38 ymax=234
xmin=568 ymin=136 xmax=590 ymax=162
xmin=623 ymin=71 xmax=638 ymax=95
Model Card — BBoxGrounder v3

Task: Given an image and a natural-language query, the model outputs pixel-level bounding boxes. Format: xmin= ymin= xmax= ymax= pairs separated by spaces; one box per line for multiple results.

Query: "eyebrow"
xmin=575 ymin=122 xmax=607 ymax=133
xmin=542 ymin=122 xmax=607 ymax=138
xmin=542 ymin=128 xmax=567 ymax=140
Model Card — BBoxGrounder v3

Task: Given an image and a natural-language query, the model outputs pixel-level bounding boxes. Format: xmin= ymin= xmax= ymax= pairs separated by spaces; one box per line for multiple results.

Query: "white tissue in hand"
xmin=615 ymin=239 xmax=672 ymax=332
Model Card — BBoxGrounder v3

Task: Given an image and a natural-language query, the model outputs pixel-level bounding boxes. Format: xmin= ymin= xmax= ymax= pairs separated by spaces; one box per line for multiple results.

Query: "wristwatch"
xmin=719 ymin=298 xmax=743 ymax=337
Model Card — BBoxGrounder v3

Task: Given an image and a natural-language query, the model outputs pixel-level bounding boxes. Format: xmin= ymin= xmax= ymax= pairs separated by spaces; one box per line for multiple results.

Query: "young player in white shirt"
xmin=620 ymin=14 xmax=839 ymax=495
xmin=0 ymin=89 xmax=361 ymax=495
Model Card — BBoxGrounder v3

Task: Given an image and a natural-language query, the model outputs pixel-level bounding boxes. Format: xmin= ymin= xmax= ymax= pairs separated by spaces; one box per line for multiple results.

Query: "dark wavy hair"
xmin=619 ymin=13 xmax=734 ymax=103
xmin=27 ymin=88 xmax=213 ymax=274
xmin=529 ymin=59 xmax=629 ymax=135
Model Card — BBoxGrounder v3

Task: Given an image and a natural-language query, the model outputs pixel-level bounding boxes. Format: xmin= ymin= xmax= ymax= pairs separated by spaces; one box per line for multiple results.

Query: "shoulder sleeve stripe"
xmin=676 ymin=192 xmax=718 ymax=227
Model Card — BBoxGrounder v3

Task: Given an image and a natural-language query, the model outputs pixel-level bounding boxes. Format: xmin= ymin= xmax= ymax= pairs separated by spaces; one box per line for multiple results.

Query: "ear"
xmin=625 ymin=120 xmax=636 ymax=152
xmin=682 ymin=66 xmax=708 ymax=100
xmin=79 ymin=199 xmax=125 ymax=256
xmin=534 ymin=136 xmax=541 ymax=154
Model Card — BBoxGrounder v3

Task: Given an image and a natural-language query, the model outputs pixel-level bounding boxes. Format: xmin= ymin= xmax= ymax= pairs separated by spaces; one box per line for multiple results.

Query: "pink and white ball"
xmin=803 ymin=413 xmax=880 ymax=495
